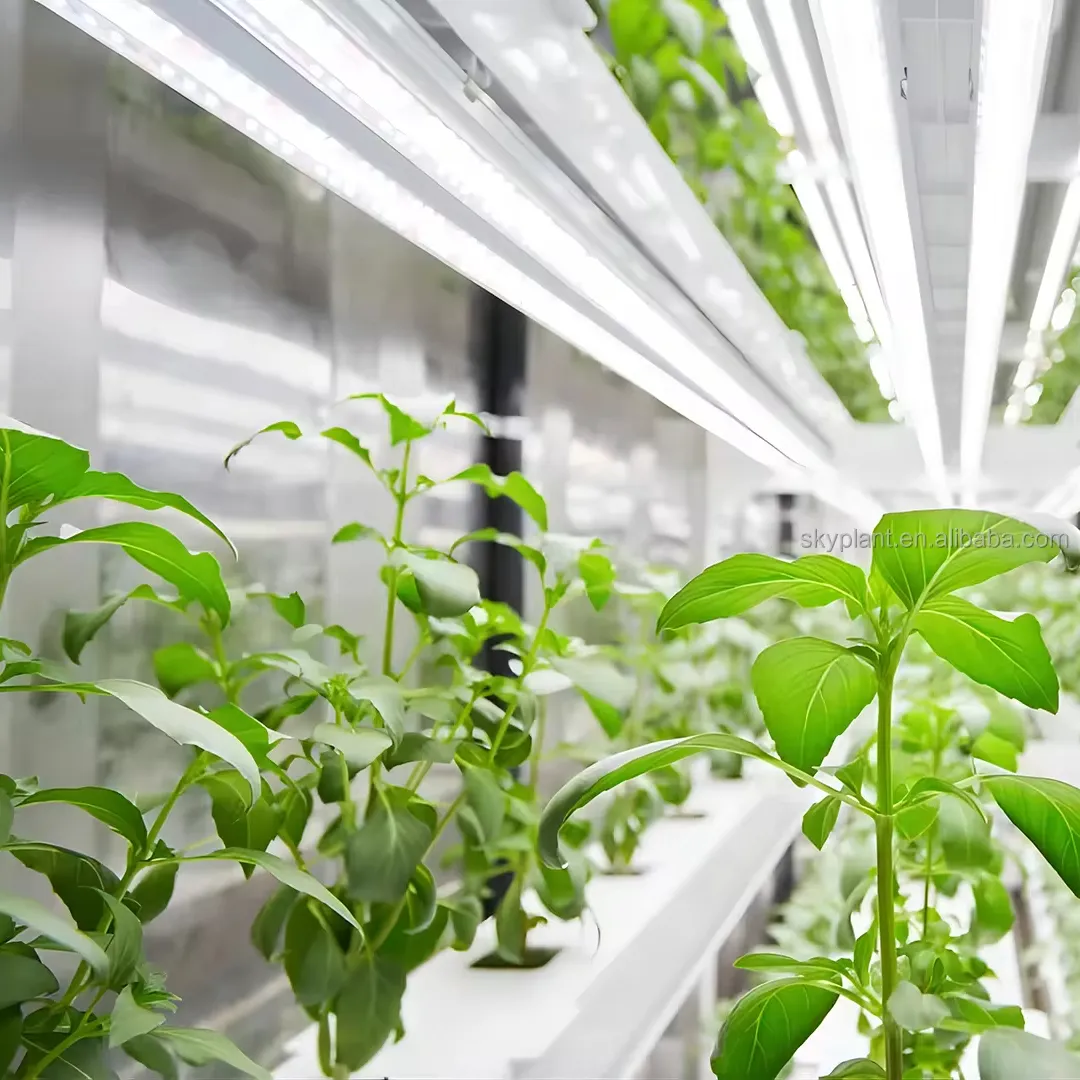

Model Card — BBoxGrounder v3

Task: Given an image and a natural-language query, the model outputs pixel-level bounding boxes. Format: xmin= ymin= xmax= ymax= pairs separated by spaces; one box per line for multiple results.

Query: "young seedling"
xmin=540 ymin=509 xmax=1080 ymax=1079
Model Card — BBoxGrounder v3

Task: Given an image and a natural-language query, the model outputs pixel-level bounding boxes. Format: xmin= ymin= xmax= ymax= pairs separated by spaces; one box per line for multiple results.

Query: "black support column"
xmin=469 ymin=287 xmax=527 ymax=665
xmin=467 ymin=288 xmax=528 ymax=919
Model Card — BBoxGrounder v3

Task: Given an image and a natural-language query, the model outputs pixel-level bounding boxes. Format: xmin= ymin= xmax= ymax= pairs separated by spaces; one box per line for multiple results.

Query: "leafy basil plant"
xmin=0 ymin=421 xmax=355 ymax=1080
xmin=540 ymin=509 xmax=1080 ymax=1080
xmin=220 ymin=395 xmax=630 ymax=1072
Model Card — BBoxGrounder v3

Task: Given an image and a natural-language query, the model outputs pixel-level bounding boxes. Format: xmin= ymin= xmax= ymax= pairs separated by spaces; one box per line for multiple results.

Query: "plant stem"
xmin=381 ymin=441 xmax=412 ymax=679
xmin=875 ymin=653 xmax=903 ymax=1080
xmin=528 ymin=696 xmax=547 ymax=793
xmin=920 ymin=745 xmax=941 ymax=938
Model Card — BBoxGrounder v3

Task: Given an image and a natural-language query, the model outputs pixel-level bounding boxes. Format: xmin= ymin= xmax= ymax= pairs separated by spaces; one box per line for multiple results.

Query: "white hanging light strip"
xmin=810 ymin=0 xmax=948 ymax=503
xmin=960 ymin=0 xmax=1054 ymax=494
xmin=205 ymin=0 xmax=827 ymax=470
xmin=1005 ymin=177 xmax=1080 ymax=423
xmin=720 ymin=0 xmax=891 ymax=403
xmin=32 ymin=0 xmax=884 ymax=526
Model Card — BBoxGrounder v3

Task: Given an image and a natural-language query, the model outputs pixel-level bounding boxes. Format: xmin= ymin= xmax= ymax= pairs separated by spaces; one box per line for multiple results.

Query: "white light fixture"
xmin=961 ymin=0 xmax=1054 ymax=493
xmin=720 ymin=0 xmax=891 ymax=402
xmin=191 ymin=0 xmax=838 ymax=472
xmin=1006 ymin=176 xmax=1080 ymax=422
xmin=35 ymin=0 xmax=884 ymax=527
xmin=810 ymin=0 xmax=948 ymax=502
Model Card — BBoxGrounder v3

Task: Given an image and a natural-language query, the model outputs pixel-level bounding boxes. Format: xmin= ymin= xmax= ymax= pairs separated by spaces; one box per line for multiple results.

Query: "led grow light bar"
xmin=35 ymin=0 xmax=883 ymax=525
xmin=810 ymin=0 xmax=948 ymax=503
xmin=207 ymin=0 xmax=831 ymax=470
xmin=1005 ymin=177 xmax=1080 ymax=423
xmin=961 ymin=0 xmax=1054 ymax=494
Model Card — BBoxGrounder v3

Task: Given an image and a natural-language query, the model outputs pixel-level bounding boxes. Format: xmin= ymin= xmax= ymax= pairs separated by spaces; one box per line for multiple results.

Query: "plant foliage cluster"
xmin=590 ymin=0 xmax=892 ymax=422
xmin=541 ymin=509 xmax=1080 ymax=1079
xmin=0 ymin=396 xmax=765 ymax=1079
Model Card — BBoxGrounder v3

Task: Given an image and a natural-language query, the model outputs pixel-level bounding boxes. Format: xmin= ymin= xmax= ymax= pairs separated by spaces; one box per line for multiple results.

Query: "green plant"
xmin=540 ymin=512 xmax=1080 ymax=1079
xmin=217 ymin=396 xmax=631 ymax=1071
xmin=0 ymin=423 xmax=356 ymax=1080
xmin=593 ymin=0 xmax=891 ymax=421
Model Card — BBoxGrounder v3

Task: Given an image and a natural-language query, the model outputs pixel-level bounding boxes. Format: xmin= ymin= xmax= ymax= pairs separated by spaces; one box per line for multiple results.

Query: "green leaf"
xmin=96 ymin=680 xmax=260 ymax=800
xmin=224 ymin=419 xmax=303 ymax=469
xmin=463 ymin=767 xmax=505 ymax=845
xmin=319 ymin=427 xmax=375 ymax=470
xmin=187 ymin=849 xmax=361 ymax=930
xmin=450 ymin=464 xmax=548 ymax=531
xmin=36 ymin=1036 xmax=115 ymax=1080
xmin=19 ymin=787 xmax=147 ymax=851
xmin=9 ymin=842 xmax=120 ymax=930
xmin=350 ymin=678 xmax=406 ymax=741
xmin=98 ymin=892 xmax=144 ymax=987
xmin=0 ymin=1005 xmax=21 ymax=1075
xmin=128 ymin=863 xmax=177 ymax=924
xmin=972 ymin=731 xmax=1019 ymax=772
xmin=551 ymin=657 xmax=636 ymax=727
xmin=154 ymin=1027 xmax=270 ymax=1080
xmin=59 ymin=471 xmax=234 ymax=555
xmin=887 ymin=981 xmax=948 ymax=1031
xmin=109 ymin=986 xmax=165 ymax=1047
xmin=251 ymin=885 xmax=296 ymax=961
xmin=538 ymin=733 xmax=809 ymax=867
xmin=0 ymin=951 xmax=59 ymax=1008
xmin=331 ymin=522 xmax=381 ymax=546
xmin=0 ymin=426 xmax=90 ymax=508
xmin=265 ymin=591 xmax=305 ymax=629
xmin=578 ymin=550 xmax=616 ymax=611
xmin=495 ymin=871 xmax=527 ymax=963
xmin=657 ymin=553 xmax=867 ymax=632
xmin=122 ymin=1034 xmax=178 ymax=1080
xmin=311 ymin=724 xmax=392 ymax=770
xmin=445 ymin=894 xmax=483 ymax=951
xmin=20 ymin=523 xmax=230 ymax=625
xmin=198 ymin=773 xmax=279 ymax=870
xmin=802 ymin=795 xmax=841 ymax=851
xmin=983 ymin=774 xmax=1080 ymax=895
xmin=333 ymin=953 xmax=406 ymax=1070
xmin=0 ymin=791 xmax=9 ymax=847
xmin=63 ymin=593 xmax=136 ymax=663
xmin=913 ymin=597 xmax=1058 ymax=712
xmin=978 ymin=1029 xmax=1080 ymax=1079
xmin=152 ymin=643 xmax=216 ymax=698
xmin=283 ymin=901 xmax=347 ymax=1008
xmin=824 ymin=1061 xmax=886 ymax=1078
xmin=0 ymin=890 xmax=108 ymax=976
xmin=207 ymin=704 xmax=282 ymax=769
xmin=711 ymin=976 xmax=839 ymax=1080
xmin=394 ymin=551 xmax=480 ymax=618
xmin=937 ymin=794 xmax=993 ymax=870
xmin=942 ymin=994 xmax=1023 ymax=1034
xmin=345 ymin=788 xmax=433 ymax=902
xmin=871 ymin=510 xmax=1060 ymax=609
xmin=972 ymin=874 xmax=1014 ymax=940
xmin=751 ymin=639 xmax=876 ymax=773
xmin=733 ymin=953 xmax=844 ymax=979
xmin=383 ymin=733 xmax=457 ymax=769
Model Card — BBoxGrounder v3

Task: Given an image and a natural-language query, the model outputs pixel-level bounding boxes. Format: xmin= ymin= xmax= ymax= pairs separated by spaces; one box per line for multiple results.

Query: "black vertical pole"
xmin=468 ymin=288 xmax=527 ymax=917
xmin=778 ymin=493 xmax=795 ymax=557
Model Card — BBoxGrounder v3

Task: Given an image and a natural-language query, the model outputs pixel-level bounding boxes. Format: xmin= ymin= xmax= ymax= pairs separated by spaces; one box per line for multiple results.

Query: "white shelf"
xmin=273 ymin=774 xmax=809 ymax=1080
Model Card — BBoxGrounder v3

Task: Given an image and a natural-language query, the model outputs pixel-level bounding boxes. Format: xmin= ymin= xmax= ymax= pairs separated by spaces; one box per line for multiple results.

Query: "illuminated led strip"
xmin=812 ymin=0 xmax=948 ymax=503
xmin=961 ymin=0 xmax=1054 ymax=494
xmin=33 ymin=0 xmax=882 ymax=525
xmin=198 ymin=0 xmax=838 ymax=469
